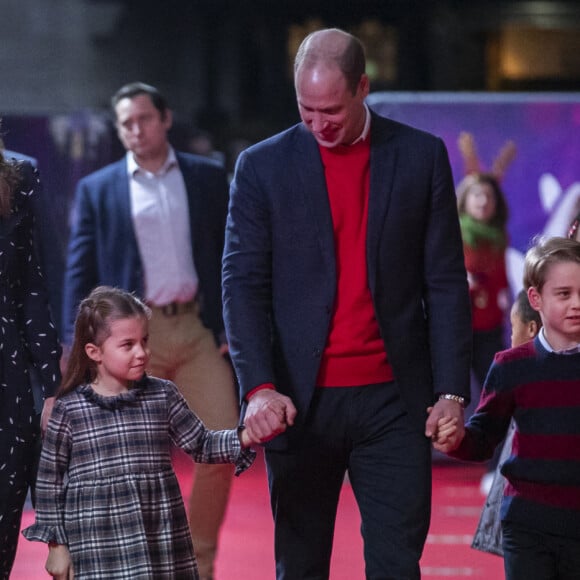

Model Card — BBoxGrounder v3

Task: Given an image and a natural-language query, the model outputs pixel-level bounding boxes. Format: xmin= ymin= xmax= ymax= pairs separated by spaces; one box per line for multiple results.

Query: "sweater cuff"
xmin=245 ymin=383 xmax=275 ymax=402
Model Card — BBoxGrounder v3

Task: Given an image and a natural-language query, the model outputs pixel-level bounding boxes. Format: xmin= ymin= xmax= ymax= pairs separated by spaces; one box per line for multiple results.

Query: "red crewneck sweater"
xmin=316 ymin=138 xmax=393 ymax=387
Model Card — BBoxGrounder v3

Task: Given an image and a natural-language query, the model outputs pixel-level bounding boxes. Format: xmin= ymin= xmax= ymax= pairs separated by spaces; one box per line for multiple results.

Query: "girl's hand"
xmin=239 ymin=427 xmax=252 ymax=448
xmin=46 ymin=544 xmax=73 ymax=579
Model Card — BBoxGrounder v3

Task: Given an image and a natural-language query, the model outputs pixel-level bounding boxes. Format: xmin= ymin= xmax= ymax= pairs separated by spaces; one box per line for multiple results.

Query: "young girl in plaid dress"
xmin=23 ymin=286 xmax=255 ymax=579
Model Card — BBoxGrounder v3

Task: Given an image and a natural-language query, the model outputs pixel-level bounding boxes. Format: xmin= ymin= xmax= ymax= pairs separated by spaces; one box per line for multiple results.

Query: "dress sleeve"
xmin=21 ymin=400 xmax=71 ymax=544
xmin=165 ymin=380 xmax=255 ymax=475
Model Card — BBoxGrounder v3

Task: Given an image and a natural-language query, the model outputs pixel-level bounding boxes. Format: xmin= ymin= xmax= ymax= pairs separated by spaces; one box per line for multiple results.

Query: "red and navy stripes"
xmin=451 ymin=336 xmax=580 ymax=539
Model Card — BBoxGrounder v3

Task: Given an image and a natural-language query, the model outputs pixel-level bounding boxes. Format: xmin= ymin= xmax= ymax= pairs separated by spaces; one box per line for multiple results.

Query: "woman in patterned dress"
xmin=0 ymin=144 xmax=62 ymax=578
xmin=23 ymin=286 xmax=256 ymax=579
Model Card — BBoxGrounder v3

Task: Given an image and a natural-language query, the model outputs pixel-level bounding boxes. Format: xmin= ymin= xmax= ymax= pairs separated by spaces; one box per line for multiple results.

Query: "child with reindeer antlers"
xmin=456 ymin=133 xmax=515 ymax=395
xmin=455 ymin=132 xmax=516 ymax=492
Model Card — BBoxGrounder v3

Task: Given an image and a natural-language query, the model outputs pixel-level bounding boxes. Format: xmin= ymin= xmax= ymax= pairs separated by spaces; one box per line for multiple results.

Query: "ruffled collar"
xmin=79 ymin=376 xmax=147 ymax=410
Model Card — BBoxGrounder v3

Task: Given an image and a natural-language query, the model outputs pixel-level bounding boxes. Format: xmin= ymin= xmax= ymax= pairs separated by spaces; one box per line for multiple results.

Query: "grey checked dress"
xmin=23 ymin=375 xmax=254 ymax=579
xmin=0 ymin=161 xmax=61 ymax=578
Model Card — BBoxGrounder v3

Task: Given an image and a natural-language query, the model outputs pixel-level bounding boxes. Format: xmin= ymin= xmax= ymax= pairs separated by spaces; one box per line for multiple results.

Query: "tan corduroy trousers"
xmin=147 ymin=300 xmax=239 ymax=579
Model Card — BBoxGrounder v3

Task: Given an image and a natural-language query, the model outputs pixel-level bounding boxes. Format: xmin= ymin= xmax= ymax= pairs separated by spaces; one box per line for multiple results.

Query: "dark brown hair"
xmin=513 ymin=289 xmax=542 ymax=327
xmin=111 ymin=82 xmax=169 ymax=118
xmin=0 ymin=124 xmax=23 ymax=218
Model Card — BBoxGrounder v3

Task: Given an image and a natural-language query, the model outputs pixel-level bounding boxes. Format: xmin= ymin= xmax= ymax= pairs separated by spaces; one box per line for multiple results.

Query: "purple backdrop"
xmin=368 ymin=92 xmax=580 ymax=253
xmin=368 ymin=92 xmax=580 ymax=300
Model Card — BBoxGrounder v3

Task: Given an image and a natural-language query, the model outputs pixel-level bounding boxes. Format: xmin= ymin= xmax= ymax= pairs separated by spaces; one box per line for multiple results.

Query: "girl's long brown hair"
xmin=58 ymin=286 xmax=151 ymax=398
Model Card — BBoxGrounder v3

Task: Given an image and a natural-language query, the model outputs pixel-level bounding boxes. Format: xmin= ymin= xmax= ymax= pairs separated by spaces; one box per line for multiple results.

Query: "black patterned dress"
xmin=23 ymin=376 xmax=255 ymax=579
xmin=0 ymin=161 xmax=62 ymax=578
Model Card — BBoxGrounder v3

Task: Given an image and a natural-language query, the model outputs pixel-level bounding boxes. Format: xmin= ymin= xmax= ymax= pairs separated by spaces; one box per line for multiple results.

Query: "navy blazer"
xmin=223 ymin=112 xmax=472 ymax=434
xmin=63 ymin=151 xmax=229 ymax=345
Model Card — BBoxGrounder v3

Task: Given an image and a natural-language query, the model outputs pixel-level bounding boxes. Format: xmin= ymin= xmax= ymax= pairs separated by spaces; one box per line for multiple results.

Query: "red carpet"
xmin=13 ymin=451 xmax=504 ymax=579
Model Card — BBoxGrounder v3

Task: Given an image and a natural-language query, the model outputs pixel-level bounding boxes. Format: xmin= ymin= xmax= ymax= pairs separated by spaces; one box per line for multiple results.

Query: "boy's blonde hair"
xmin=523 ymin=236 xmax=580 ymax=292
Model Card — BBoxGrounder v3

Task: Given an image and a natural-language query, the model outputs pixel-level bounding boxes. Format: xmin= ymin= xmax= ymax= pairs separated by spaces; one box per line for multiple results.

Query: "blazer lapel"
xmin=292 ymin=126 xmax=336 ymax=281
xmin=116 ymin=159 xmax=141 ymax=262
xmin=175 ymin=153 xmax=199 ymax=249
xmin=117 ymin=160 xmax=132 ymax=218
xmin=367 ymin=114 xmax=398 ymax=295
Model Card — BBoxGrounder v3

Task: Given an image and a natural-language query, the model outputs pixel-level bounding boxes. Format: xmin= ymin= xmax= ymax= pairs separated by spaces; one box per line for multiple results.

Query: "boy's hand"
xmin=46 ymin=544 xmax=74 ymax=579
xmin=425 ymin=399 xmax=465 ymax=453
xmin=435 ymin=415 xmax=458 ymax=441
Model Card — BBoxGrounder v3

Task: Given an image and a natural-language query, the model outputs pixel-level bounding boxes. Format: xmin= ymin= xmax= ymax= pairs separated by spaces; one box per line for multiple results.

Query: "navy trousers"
xmin=0 ymin=425 xmax=40 ymax=579
xmin=503 ymin=521 xmax=580 ymax=580
xmin=265 ymin=381 xmax=432 ymax=580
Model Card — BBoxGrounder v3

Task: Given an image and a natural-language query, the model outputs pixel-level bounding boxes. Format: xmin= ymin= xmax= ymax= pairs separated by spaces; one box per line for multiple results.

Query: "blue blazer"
xmin=223 ymin=112 xmax=472 ymax=434
xmin=63 ymin=151 xmax=229 ymax=345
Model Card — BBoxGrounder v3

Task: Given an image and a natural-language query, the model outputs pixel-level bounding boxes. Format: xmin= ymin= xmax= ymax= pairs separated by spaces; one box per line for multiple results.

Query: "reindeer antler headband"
xmin=457 ymin=131 xmax=517 ymax=181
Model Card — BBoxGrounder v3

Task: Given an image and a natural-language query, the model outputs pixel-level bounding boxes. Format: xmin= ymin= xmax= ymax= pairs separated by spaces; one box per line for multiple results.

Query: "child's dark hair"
xmin=513 ymin=289 xmax=542 ymax=327
xmin=58 ymin=286 xmax=151 ymax=397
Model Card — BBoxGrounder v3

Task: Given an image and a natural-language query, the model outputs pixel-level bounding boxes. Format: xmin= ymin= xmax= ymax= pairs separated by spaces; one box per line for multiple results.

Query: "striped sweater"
xmin=450 ymin=336 xmax=580 ymax=539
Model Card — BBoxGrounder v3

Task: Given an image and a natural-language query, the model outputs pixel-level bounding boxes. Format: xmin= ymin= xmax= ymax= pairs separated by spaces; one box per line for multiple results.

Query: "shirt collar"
xmin=350 ymin=103 xmax=371 ymax=145
xmin=538 ymin=327 xmax=580 ymax=354
xmin=126 ymin=147 xmax=178 ymax=177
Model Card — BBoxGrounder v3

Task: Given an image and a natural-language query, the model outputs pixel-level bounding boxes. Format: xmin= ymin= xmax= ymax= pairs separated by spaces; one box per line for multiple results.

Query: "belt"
xmin=150 ymin=300 xmax=195 ymax=317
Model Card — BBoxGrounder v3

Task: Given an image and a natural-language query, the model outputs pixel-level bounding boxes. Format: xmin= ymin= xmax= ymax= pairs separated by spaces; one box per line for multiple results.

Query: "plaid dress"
xmin=23 ymin=376 xmax=254 ymax=579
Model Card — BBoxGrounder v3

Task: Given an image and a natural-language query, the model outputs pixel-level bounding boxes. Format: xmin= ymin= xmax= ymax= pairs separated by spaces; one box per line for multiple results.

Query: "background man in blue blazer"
xmin=63 ymin=82 xmax=239 ymax=580
xmin=223 ymin=29 xmax=472 ymax=579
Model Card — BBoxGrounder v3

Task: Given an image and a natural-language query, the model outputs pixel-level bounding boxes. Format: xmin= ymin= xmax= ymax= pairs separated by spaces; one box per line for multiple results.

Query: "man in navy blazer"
xmin=223 ymin=29 xmax=472 ymax=579
xmin=63 ymin=83 xmax=239 ymax=580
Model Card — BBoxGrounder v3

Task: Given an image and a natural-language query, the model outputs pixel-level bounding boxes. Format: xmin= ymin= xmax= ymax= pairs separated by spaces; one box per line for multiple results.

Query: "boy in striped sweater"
xmin=434 ymin=236 xmax=580 ymax=580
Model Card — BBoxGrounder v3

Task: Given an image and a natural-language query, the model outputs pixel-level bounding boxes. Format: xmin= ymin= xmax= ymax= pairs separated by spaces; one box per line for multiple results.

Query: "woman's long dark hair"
xmin=58 ymin=286 xmax=151 ymax=398
xmin=0 ymin=125 xmax=23 ymax=218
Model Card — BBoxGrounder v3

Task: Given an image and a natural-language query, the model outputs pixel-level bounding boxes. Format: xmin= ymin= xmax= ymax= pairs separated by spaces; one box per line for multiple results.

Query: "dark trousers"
xmin=265 ymin=382 xmax=431 ymax=580
xmin=0 ymin=425 xmax=40 ymax=580
xmin=502 ymin=521 xmax=580 ymax=580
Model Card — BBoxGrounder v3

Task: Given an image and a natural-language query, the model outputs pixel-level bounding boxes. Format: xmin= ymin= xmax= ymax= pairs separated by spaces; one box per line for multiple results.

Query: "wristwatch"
xmin=438 ymin=393 xmax=466 ymax=407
